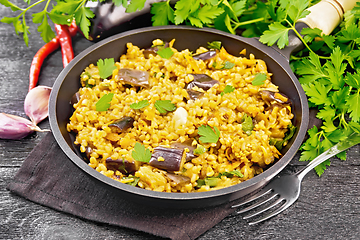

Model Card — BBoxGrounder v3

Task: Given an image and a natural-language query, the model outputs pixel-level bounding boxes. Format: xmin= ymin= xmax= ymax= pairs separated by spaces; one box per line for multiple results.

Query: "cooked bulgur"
xmin=67 ymin=39 xmax=294 ymax=193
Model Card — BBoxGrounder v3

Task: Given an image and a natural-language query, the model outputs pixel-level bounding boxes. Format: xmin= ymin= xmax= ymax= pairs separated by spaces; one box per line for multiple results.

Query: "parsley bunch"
xmin=260 ymin=1 xmax=360 ymax=176
xmin=0 ymin=0 xmax=284 ymax=45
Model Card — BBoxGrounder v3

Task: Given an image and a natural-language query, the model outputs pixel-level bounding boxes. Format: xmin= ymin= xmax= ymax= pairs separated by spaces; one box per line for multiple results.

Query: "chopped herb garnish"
xmin=271 ymin=123 xmax=297 ymax=150
xmin=197 ymin=177 xmax=220 ymax=188
xmin=154 ymin=100 xmax=176 ymax=114
xmin=218 ymin=170 xmax=244 ymax=178
xmin=242 ymin=114 xmax=254 ymax=136
xmin=221 ymin=85 xmax=235 ymax=96
xmin=252 ymin=73 xmax=267 ymax=86
xmin=197 ymin=170 xmax=243 ymax=188
xmin=212 ymin=60 xmax=235 ymax=70
xmin=81 ymin=72 xmax=94 ymax=88
xmin=198 ymin=125 xmax=220 ymax=143
xmin=223 ymin=61 xmax=235 ymax=69
xmin=95 ymin=93 xmax=114 ymax=112
xmin=122 ymin=176 xmax=140 ymax=187
xmin=131 ymin=142 xmax=152 ymax=163
xmin=194 ymin=144 xmax=207 ymax=155
xmin=97 ymin=58 xmax=117 ymax=79
xmin=207 ymin=41 xmax=221 ymax=50
xmin=157 ymin=47 xmax=174 ymax=59
xmin=130 ymin=100 xmax=150 ymax=110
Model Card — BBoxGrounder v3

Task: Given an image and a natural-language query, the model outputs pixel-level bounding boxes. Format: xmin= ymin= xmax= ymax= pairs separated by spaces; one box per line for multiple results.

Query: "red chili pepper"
xmin=54 ymin=24 xmax=74 ymax=68
xmin=28 ymin=21 xmax=78 ymax=91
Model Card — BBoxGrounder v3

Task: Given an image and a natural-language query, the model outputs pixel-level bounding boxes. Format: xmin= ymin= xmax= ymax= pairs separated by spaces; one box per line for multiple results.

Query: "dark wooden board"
xmin=1 ymin=2 xmax=360 ymax=239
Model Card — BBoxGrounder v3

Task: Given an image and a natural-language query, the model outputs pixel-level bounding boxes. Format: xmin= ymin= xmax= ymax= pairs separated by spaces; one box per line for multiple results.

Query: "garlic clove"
xmin=0 ymin=113 xmax=42 ymax=140
xmin=24 ymin=85 xmax=52 ymax=125
xmin=173 ymin=107 xmax=188 ymax=128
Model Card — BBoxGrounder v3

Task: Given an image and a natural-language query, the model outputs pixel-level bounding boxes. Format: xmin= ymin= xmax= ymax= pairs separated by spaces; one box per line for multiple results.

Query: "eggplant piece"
xmin=70 ymin=91 xmax=80 ymax=106
xmin=192 ymin=50 xmax=217 ymax=61
xmin=170 ymin=140 xmax=196 ymax=162
xmin=149 ymin=146 xmax=186 ymax=172
xmin=165 ymin=173 xmax=190 ymax=184
xmin=84 ymin=0 xmax=158 ymax=42
xmin=85 ymin=146 xmax=93 ymax=160
xmin=118 ymin=68 xmax=150 ymax=88
xmin=109 ymin=116 xmax=135 ymax=133
xmin=186 ymin=74 xmax=219 ymax=91
xmin=186 ymin=89 xmax=204 ymax=100
xmin=143 ymin=42 xmax=170 ymax=59
xmin=106 ymin=158 xmax=139 ymax=174
xmin=260 ymin=90 xmax=290 ymax=105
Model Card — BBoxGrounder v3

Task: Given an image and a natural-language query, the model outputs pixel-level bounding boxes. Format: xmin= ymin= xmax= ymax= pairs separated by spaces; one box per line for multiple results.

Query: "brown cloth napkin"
xmin=7 ymin=132 xmax=237 ymax=240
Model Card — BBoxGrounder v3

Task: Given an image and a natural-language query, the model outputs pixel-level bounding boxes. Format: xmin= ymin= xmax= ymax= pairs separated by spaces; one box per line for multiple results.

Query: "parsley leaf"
xmin=74 ymin=6 xmax=95 ymax=40
xmin=221 ymin=85 xmax=235 ymax=96
xmin=97 ymin=58 xmax=117 ymax=79
xmin=130 ymin=100 xmax=150 ymax=110
xmin=155 ymin=100 xmax=176 ymax=114
xmin=223 ymin=61 xmax=235 ymax=69
xmin=126 ymin=0 xmax=147 ymax=13
xmin=32 ymin=11 xmax=55 ymax=43
xmin=156 ymin=47 xmax=174 ymax=59
xmin=302 ymin=82 xmax=332 ymax=106
xmin=259 ymin=22 xmax=290 ymax=49
xmin=207 ymin=41 xmax=221 ymax=50
xmin=198 ymin=125 xmax=220 ymax=143
xmin=252 ymin=73 xmax=267 ymax=86
xmin=96 ymin=93 xmax=114 ymax=112
xmin=151 ymin=1 xmax=175 ymax=26
xmin=346 ymin=91 xmax=360 ymax=122
xmin=131 ymin=142 xmax=152 ymax=163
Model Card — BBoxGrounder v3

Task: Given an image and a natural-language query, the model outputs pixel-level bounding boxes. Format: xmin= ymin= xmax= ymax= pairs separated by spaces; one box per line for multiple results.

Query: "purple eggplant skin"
xmin=70 ymin=91 xmax=81 ymax=106
xmin=118 ymin=68 xmax=150 ymax=88
xmin=149 ymin=146 xmax=186 ymax=172
xmin=143 ymin=42 xmax=170 ymax=59
xmin=165 ymin=173 xmax=190 ymax=185
xmin=170 ymin=140 xmax=196 ymax=162
xmin=84 ymin=0 xmax=158 ymax=42
xmin=109 ymin=116 xmax=135 ymax=133
xmin=186 ymin=74 xmax=219 ymax=91
xmin=259 ymin=90 xmax=290 ymax=105
xmin=106 ymin=158 xmax=139 ymax=174
xmin=186 ymin=89 xmax=204 ymax=100
xmin=192 ymin=50 xmax=217 ymax=61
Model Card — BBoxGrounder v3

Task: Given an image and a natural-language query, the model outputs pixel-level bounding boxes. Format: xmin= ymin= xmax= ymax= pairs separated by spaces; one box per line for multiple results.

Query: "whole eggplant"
xmin=85 ymin=0 xmax=177 ymax=42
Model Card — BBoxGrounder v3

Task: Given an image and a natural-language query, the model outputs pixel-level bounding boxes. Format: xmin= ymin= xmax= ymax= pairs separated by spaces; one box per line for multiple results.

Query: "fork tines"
xmin=231 ymin=187 xmax=287 ymax=225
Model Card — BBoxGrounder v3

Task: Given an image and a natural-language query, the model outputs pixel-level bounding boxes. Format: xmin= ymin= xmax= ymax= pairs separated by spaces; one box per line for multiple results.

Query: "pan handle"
xmin=279 ymin=0 xmax=357 ymax=60
xmin=298 ymin=0 xmax=358 ymax=35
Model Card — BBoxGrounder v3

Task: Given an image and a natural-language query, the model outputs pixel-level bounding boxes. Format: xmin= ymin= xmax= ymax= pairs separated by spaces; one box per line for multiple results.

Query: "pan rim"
xmin=49 ymin=25 xmax=309 ymax=203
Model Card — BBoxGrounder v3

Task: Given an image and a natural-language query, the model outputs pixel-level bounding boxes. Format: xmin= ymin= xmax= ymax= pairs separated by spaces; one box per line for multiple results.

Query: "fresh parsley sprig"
xmin=131 ymin=142 xmax=152 ymax=163
xmin=287 ymin=2 xmax=360 ymax=176
xmin=198 ymin=125 xmax=220 ymax=143
xmin=1 ymin=0 xmax=275 ymax=45
xmin=96 ymin=93 xmax=114 ymax=112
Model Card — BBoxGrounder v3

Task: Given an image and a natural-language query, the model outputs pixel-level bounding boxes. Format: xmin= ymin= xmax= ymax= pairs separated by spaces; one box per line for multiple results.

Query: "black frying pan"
xmin=49 ymin=25 xmax=309 ymax=208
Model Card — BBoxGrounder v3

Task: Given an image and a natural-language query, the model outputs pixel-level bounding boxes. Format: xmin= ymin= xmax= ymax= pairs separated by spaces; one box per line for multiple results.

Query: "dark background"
xmin=1 ymin=1 xmax=360 ymax=239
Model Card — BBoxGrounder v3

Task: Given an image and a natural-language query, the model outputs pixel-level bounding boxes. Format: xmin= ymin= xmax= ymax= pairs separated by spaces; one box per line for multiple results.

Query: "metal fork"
xmin=232 ymin=131 xmax=360 ymax=225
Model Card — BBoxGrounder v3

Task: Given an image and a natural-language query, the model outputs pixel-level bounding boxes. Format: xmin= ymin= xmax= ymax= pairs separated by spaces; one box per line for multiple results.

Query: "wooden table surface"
xmin=1 ymin=2 xmax=360 ymax=240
